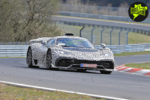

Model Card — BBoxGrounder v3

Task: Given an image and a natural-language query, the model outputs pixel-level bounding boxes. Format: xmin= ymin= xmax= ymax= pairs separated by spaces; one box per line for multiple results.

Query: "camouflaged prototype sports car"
xmin=26 ymin=34 xmax=115 ymax=74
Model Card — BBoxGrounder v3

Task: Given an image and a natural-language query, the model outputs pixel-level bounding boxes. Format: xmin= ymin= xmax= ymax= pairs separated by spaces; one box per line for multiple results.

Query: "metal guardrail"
xmin=59 ymin=11 xmax=150 ymax=23
xmin=53 ymin=16 xmax=150 ymax=33
xmin=0 ymin=42 xmax=28 ymax=45
xmin=0 ymin=44 xmax=150 ymax=57
xmin=0 ymin=45 xmax=28 ymax=57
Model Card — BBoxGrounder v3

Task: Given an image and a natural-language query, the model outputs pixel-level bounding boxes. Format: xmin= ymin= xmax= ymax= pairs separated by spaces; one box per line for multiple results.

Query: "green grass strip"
xmin=0 ymin=83 xmax=105 ymax=100
xmin=126 ymin=62 xmax=150 ymax=70
xmin=114 ymin=51 xmax=150 ymax=56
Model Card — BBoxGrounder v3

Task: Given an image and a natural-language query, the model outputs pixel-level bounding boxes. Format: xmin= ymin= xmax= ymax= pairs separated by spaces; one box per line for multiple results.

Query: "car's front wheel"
xmin=100 ymin=70 xmax=112 ymax=74
xmin=46 ymin=49 xmax=52 ymax=69
xmin=100 ymin=62 xmax=113 ymax=74
xmin=77 ymin=69 xmax=87 ymax=72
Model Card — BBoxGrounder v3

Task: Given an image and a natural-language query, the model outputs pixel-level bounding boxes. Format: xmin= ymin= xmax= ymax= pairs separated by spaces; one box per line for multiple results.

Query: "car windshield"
xmin=57 ymin=38 xmax=94 ymax=48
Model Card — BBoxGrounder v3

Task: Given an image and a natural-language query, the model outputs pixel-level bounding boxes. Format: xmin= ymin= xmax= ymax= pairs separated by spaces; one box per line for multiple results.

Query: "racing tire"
xmin=100 ymin=62 xmax=113 ymax=74
xmin=46 ymin=49 xmax=52 ymax=69
xmin=26 ymin=47 xmax=34 ymax=68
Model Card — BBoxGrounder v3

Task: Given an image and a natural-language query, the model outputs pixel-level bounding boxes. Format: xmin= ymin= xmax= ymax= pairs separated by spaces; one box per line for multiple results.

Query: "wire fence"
xmin=56 ymin=23 xmax=129 ymax=45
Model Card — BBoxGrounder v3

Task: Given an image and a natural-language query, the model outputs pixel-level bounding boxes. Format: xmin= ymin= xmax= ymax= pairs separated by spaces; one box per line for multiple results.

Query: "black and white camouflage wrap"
xmin=27 ymin=36 xmax=115 ymax=71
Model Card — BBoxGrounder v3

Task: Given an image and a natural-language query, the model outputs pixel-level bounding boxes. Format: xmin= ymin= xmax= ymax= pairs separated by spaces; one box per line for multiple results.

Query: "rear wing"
xmin=29 ymin=37 xmax=51 ymax=44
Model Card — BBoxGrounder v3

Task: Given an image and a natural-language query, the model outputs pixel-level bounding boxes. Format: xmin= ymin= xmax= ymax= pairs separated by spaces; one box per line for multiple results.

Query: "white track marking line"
xmin=0 ymin=80 xmax=128 ymax=100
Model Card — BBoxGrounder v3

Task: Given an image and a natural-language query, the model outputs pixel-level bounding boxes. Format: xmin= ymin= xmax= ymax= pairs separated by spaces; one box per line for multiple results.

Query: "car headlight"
xmin=55 ymin=50 xmax=72 ymax=55
xmin=101 ymin=50 xmax=113 ymax=57
xmin=104 ymin=54 xmax=109 ymax=56
xmin=58 ymin=50 xmax=64 ymax=54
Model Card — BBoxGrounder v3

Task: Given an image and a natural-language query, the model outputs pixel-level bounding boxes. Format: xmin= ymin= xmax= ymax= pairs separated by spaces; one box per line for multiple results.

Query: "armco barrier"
xmin=0 ymin=45 xmax=28 ymax=57
xmin=0 ymin=44 xmax=150 ymax=57
xmin=59 ymin=11 xmax=150 ymax=23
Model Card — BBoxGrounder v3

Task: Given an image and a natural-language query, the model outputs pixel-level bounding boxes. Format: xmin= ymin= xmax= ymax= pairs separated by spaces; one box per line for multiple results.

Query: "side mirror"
xmin=41 ymin=40 xmax=47 ymax=45
xmin=100 ymin=43 xmax=106 ymax=49
xmin=57 ymin=43 xmax=66 ymax=47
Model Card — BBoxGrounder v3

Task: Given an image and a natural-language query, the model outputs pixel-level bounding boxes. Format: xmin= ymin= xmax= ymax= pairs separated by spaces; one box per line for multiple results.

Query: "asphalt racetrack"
xmin=0 ymin=54 xmax=150 ymax=100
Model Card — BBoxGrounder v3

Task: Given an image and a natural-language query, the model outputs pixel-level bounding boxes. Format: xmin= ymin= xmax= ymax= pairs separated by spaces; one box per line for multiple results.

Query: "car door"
xmin=39 ymin=39 xmax=56 ymax=66
xmin=36 ymin=40 xmax=48 ymax=66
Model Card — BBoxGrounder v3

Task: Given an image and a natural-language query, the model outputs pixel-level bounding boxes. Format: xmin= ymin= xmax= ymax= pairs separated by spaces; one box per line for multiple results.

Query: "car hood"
xmin=55 ymin=47 xmax=114 ymax=61
xmin=63 ymin=47 xmax=98 ymax=52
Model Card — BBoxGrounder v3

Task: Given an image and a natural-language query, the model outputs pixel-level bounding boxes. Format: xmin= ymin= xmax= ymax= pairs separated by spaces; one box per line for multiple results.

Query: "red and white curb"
xmin=115 ymin=65 xmax=150 ymax=76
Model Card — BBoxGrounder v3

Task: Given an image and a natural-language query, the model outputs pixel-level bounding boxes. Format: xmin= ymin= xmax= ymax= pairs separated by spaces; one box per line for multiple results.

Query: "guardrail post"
xmin=110 ymin=28 xmax=113 ymax=45
xmin=91 ymin=26 xmax=95 ymax=43
xmin=100 ymin=27 xmax=104 ymax=43
xmin=80 ymin=26 xmax=85 ymax=37
xmin=118 ymin=29 xmax=122 ymax=45
xmin=126 ymin=30 xmax=129 ymax=45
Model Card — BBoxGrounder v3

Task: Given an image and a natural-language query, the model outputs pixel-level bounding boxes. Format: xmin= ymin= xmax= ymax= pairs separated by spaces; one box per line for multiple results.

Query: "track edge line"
xmin=0 ymin=80 xmax=128 ymax=100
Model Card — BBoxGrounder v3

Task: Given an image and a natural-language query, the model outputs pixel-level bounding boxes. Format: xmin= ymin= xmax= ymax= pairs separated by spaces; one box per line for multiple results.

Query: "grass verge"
xmin=128 ymin=32 xmax=150 ymax=44
xmin=126 ymin=62 xmax=150 ymax=70
xmin=0 ymin=83 xmax=105 ymax=100
xmin=114 ymin=51 xmax=150 ymax=56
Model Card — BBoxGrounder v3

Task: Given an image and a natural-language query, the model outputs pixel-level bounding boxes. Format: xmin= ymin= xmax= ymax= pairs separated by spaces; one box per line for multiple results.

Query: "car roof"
xmin=54 ymin=36 xmax=87 ymax=40
xmin=30 ymin=36 xmax=89 ymax=44
xmin=30 ymin=37 xmax=51 ymax=41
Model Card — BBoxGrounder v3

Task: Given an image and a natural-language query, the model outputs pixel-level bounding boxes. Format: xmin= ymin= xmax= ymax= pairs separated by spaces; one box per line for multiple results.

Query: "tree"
xmin=0 ymin=0 xmax=61 ymax=42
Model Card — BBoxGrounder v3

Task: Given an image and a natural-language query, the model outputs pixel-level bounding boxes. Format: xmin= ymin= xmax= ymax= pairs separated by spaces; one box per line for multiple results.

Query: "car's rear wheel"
xmin=46 ymin=49 xmax=52 ymax=69
xmin=26 ymin=47 xmax=34 ymax=68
